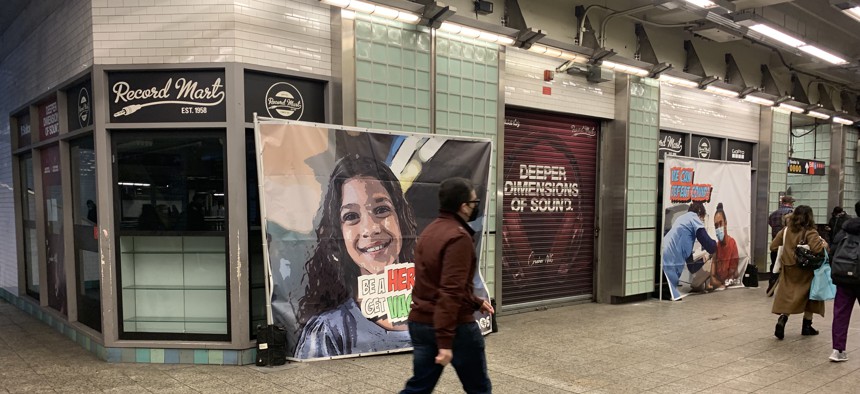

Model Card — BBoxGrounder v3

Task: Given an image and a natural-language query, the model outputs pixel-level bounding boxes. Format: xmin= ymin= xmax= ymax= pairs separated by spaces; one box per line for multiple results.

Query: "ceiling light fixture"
xmin=834 ymin=116 xmax=855 ymax=125
xmin=321 ymin=0 xmax=420 ymax=23
xmin=845 ymin=7 xmax=860 ymax=22
xmin=798 ymin=45 xmax=849 ymax=65
xmin=658 ymin=74 xmax=700 ymax=88
xmin=527 ymin=44 xmax=589 ymax=63
xmin=807 ymin=110 xmax=831 ymax=120
xmin=743 ymin=95 xmax=775 ymax=106
xmin=601 ymin=60 xmax=650 ymax=77
xmin=684 ymin=0 xmax=717 ymax=8
xmin=705 ymin=85 xmax=740 ymax=98
xmin=439 ymin=22 xmax=516 ymax=46
xmin=748 ymin=24 xmax=806 ymax=47
xmin=776 ymin=103 xmax=805 ymax=113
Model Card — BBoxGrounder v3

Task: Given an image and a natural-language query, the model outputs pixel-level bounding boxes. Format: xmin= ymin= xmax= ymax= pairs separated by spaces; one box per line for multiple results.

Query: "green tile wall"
xmin=787 ymin=123 xmax=830 ymax=218
xmin=769 ymin=110 xmax=791 ymax=212
xmin=355 ymin=15 xmax=431 ymax=133
xmin=435 ymin=32 xmax=500 ymax=294
xmin=624 ymin=77 xmax=659 ymax=295
xmin=844 ymin=128 xmax=859 ymax=207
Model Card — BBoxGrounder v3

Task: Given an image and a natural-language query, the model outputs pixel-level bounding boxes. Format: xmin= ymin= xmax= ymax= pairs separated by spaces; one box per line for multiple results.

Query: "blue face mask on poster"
xmin=715 ymin=227 xmax=725 ymax=242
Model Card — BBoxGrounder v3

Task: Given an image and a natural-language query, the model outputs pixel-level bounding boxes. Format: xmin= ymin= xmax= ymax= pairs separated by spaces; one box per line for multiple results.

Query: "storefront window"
xmin=20 ymin=154 xmax=39 ymax=298
xmin=114 ymin=132 xmax=228 ymax=340
xmin=70 ymin=137 xmax=101 ymax=332
xmin=42 ymin=145 xmax=67 ymax=315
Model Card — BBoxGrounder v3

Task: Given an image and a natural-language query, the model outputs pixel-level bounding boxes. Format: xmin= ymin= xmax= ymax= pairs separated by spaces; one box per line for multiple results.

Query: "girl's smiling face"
xmin=340 ymin=177 xmax=402 ymax=275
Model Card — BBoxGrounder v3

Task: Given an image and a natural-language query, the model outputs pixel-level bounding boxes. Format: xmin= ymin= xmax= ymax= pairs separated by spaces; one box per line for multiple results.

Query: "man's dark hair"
xmin=439 ymin=177 xmax=474 ymax=213
xmin=688 ymin=201 xmax=707 ymax=218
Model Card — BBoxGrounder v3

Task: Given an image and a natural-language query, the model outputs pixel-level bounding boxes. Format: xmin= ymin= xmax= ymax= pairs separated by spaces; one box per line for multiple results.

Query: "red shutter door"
xmin=502 ymin=108 xmax=599 ymax=305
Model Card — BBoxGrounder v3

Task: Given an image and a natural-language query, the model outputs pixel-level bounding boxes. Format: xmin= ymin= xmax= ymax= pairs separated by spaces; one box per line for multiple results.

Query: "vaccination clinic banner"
xmin=661 ymin=156 xmax=751 ymax=300
xmin=255 ymin=119 xmax=493 ymax=360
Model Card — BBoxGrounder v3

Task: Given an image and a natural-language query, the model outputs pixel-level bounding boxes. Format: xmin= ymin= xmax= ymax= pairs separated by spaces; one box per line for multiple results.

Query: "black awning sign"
xmin=788 ymin=158 xmax=826 ymax=176
xmin=108 ymin=70 xmax=226 ymax=123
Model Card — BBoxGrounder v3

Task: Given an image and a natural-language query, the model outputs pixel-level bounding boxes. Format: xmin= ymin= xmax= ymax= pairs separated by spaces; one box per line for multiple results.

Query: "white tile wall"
xmin=844 ymin=128 xmax=859 ymax=209
xmin=660 ymin=84 xmax=760 ymax=142
xmin=504 ymin=48 xmax=615 ymax=119
xmin=92 ymin=0 xmax=333 ymax=75
xmin=0 ymin=0 xmax=95 ymax=293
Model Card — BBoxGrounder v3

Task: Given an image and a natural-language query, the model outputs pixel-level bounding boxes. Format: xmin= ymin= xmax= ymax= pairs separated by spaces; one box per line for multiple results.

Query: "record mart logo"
xmin=697 ymin=138 xmax=711 ymax=158
xmin=78 ymin=87 xmax=91 ymax=128
xmin=265 ymin=82 xmax=304 ymax=120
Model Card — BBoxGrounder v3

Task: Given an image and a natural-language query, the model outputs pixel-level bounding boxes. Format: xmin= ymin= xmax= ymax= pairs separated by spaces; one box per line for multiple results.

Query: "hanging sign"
xmin=108 ymin=70 xmax=226 ymax=123
xmin=788 ymin=158 xmax=826 ymax=176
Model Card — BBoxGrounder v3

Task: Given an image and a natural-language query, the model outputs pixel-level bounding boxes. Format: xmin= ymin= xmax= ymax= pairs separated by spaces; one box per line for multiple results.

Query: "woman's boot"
xmin=775 ymin=314 xmax=788 ymax=340
xmin=802 ymin=318 xmax=819 ymax=336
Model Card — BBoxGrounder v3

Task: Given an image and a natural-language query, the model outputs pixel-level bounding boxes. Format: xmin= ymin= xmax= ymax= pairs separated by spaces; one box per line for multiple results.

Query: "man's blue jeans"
xmin=401 ymin=321 xmax=491 ymax=394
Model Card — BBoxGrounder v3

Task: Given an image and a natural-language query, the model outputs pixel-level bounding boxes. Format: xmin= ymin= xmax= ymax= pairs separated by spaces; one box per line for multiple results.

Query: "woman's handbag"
xmin=796 ymin=231 xmax=826 ymax=271
xmin=810 ymin=251 xmax=836 ymax=301
xmin=742 ymin=263 xmax=759 ymax=287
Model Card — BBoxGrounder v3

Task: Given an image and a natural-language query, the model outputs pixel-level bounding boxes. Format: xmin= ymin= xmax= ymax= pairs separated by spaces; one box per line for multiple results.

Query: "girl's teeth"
xmin=366 ymin=245 xmax=384 ymax=252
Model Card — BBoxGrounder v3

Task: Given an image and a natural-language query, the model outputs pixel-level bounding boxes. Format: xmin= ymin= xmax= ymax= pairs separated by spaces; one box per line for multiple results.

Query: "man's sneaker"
xmin=829 ymin=350 xmax=848 ymax=362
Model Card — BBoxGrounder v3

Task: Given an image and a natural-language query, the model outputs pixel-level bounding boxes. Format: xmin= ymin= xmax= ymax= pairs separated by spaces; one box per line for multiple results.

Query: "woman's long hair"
xmin=297 ymin=156 xmax=418 ymax=326
xmin=788 ymin=205 xmax=815 ymax=232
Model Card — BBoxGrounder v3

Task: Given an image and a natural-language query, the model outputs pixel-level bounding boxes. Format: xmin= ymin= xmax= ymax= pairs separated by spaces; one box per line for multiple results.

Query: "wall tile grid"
xmin=660 ymin=84 xmax=760 ymax=141
xmin=786 ymin=123 xmax=830 ymax=219
xmin=625 ymin=77 xmax=659 ymax=295
xmin=504 ymin=48 xmax=615 ymax=120
xmin=435 ymin=32 xmax=500 ymax=292
xmin=0 ymin=0 xmax=94 ymax=294
xmin=354 ymin=15 xmax=431 ymax=133
xmin=92 ymin=0 xmax=332 ymax=75
xmin=769 ymin=110 xmax=790 ymax=212
xmin=844 ymin=127 xmax=859 ymax=207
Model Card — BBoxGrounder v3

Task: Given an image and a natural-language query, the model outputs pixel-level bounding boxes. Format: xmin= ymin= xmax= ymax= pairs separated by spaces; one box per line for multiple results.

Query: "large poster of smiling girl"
xmin=660 ymin=156 xmax=751 ymax=301
xmin=255 ymin=119 xmax=493 ymax=360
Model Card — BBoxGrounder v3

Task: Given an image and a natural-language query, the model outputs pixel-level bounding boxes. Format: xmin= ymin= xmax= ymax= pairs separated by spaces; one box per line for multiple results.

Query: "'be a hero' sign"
xmin=669 ymin=167 xmax=712 ymax=203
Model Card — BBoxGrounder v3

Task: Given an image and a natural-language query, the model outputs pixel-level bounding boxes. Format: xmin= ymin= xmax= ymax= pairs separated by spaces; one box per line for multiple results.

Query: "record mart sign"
xmin=108 ymin=70 xmax=226 ymax=123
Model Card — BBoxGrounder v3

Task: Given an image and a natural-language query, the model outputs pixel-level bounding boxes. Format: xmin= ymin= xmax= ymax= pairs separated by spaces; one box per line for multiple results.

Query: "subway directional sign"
xmin=788 ymin=158 xmax=825 ymax=176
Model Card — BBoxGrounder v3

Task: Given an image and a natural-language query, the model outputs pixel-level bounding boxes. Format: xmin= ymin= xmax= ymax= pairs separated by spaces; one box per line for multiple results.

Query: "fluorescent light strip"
xmin=118 ymin=182 xmax=151 ymax=187
xmin=799 ymin=45 xmax=848 ymax=65
xmin=807 ymin=110 xmax=831 ymax=120
xmin=658 ymin=74 xmax=699 ymax=88
xmin=777 ymin=103 xmax=805 ymax=113
xmin=527 ymin=44 xmax=588 ymax=63
xmin=705 ymin=85 xmax=740 ymax=98
xmin=749 ymin=24 xmax=806 ymax=48
xmin=439 ymin=22 xmax=515 ymax=46
xmin=322 ymin=0 xmax=420 ymax=23
xmin=834 ymin=117 xmax=855 ymax=125
xmin=601 ymin=60 xmax=650 ymax=77
xmin=844 ymin=7 xmax=860 ymax=23
xmin=743 ymin=95 xmax=775 ymax=106
xmin=684 ymin=0 xmax=716 ymax=8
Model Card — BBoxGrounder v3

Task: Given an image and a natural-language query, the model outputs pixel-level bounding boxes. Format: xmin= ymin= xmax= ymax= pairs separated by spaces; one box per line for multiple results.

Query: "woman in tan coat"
xmin=769 ymin=205 xmax=827 ymax=340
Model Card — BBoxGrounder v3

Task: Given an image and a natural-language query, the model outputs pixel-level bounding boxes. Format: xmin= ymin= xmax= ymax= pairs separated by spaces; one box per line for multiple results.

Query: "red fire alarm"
xmin=542 ymin=86 xmax=552 ymax=95
xmin=543 ymin=70 xmax=554 ymax=81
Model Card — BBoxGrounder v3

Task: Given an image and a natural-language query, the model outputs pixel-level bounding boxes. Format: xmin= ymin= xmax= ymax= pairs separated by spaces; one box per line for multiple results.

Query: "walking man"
xmin=401 ymin=177 xmax=494 ymax=394
xmin=767 ymin=195 xmax=794 ymax=294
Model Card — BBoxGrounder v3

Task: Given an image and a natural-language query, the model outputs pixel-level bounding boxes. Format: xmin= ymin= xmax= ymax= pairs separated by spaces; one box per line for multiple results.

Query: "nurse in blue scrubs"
xmin=662 ymin=202 xmax=717 ymax=300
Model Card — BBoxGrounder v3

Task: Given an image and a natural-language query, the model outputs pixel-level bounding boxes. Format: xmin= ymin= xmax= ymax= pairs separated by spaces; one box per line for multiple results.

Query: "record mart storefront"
xmin=8 ymin=64 xmax=328 ymax=362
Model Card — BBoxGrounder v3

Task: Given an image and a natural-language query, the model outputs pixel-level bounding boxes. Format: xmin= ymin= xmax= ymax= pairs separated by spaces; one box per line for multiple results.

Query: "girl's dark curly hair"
xmin=297 ymin=156 xmax=417 ymax=326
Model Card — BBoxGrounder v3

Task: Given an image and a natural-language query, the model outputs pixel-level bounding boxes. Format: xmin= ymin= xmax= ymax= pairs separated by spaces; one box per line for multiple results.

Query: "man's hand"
xmin=435 ymin=349 xmax=453 ymax=366
xmin=479 ymin=300 xmax=495 ymax=315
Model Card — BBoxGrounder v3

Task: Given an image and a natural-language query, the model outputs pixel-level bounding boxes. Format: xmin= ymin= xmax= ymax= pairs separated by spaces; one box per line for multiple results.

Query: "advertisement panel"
xmin=661 ymin=156 xmax=751 ymax=300
xmin=42 ymin=145 xmax=67 ymax=315
xmin=38 ymin=97 xmax=60 ymax=141
xmin=255 ymin=120 xmax=493 ymax=360
xmin=501 ymin=109 xmax=598 ymax=304
xmin=107 ymin=70 xmax=226 ymax=123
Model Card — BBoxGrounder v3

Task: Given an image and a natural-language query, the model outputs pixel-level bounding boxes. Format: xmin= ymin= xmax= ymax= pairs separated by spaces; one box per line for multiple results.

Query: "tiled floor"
xmin=2 ymin=286 xmax=860 ymax=393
